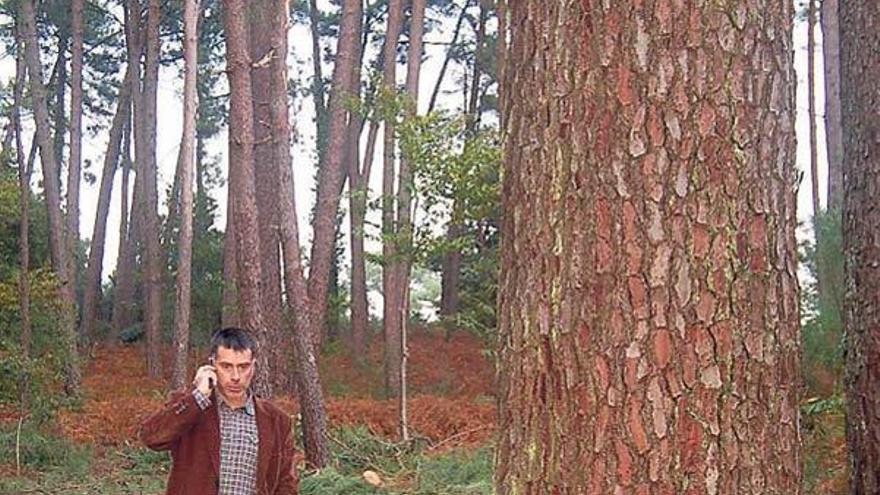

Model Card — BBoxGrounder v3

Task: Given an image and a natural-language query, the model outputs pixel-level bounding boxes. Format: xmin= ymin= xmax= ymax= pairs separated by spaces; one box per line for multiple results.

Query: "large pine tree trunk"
xmin=841 ymin=2 xmax=880 ymax=492
xmin=138 ymin=0 xmax=164 ymax=378
xmin=306 ymin=0 xmax=363 ymax=347
xmin=67 ymin=0 xmax=84 ymax=294
xmin=381 ymin=0 xmax=405 ymax=398
xmin=19 ymin=0 xmax=81 ymax=395
xmin=171 ymin=0 xmax=200 ymax=391
xmin=272 ymin=0 xmax=329 ymax=466
xmin=80 ymin=68 xmax=133 ymax=343
xmin=822 ymin=0 xmax=843 ymax=212
xmin=248 ymin=0 xmax=287 ymax=393
xmin=495 ymin=2 xmax=801 ymax=493
xmin=222 ymin=0 xmax=272 ymax=397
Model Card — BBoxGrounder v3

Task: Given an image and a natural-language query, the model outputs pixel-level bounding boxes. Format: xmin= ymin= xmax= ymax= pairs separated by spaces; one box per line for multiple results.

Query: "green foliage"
xmin=416 ymin=446 xmax=493 ymax=495
xmin=799 ymin=209 xmax=844 ymax=393
xmin=0 ymin=424 xmax=92 ymax=473
xmin=0 ymin=164 xmax=51 ymax=277
xmin=306 ymin=426 xmax=493 ymax=494
xmin=299 ymin=468 xmax=384 ymax=495
xmin=116 ymin=446 xmax=170 ymax=476
xmin=394 ymin=109 xmax=501 ymax=338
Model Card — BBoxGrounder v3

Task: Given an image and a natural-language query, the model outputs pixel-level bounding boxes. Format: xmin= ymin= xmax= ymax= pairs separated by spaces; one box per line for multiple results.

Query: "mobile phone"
xmin=208 ymin=356 xmax=216 ymax=390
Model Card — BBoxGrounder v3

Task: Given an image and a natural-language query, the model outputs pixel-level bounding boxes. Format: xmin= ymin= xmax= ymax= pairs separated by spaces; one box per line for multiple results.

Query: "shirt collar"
xmin=218 ymin=390 xmax=256 ymax=416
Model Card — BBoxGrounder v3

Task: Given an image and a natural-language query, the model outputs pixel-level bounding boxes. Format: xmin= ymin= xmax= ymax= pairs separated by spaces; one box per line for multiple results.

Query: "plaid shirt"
xmin=193 ymin=389 xmax=259 ymax=495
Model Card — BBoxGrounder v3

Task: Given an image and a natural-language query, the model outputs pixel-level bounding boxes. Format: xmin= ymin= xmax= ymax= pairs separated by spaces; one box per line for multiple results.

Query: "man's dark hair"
xmin=209 ymin=327 xmax=258 ymax=358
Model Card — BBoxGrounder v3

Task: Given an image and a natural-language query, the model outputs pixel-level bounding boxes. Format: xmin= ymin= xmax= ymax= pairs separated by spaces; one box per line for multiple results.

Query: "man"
xmin=140 ymin=327 xmax=298 ymax=495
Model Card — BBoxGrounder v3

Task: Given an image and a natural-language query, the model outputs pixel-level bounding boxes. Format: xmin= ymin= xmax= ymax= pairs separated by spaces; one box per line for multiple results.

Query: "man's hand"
xmin=193 ymin=365 xmax=217 ymax=396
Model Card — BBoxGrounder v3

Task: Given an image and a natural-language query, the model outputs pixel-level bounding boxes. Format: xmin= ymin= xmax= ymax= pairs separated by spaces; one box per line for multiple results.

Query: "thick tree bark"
xmin=138 ymin=0 xmax=164 ymax=378
xmin=808 ymin=0 xmax=819 ymax=218
xmin=249 ymin=0 xmax=287 ymax=393
xmin=80 ymin=68 xmax=134 ymax=344
xmin=495 ymin=2 xmax=801 ymax=493
xmin=171 ymin=0 xmax=200 ymax=391
xmin=222 ymin=0 xmax=271 ymax=397
xmin=381 ymin=0 xmax=406 ymax=398
xmin=19 ymin=0 xmax=81 ymax=395
xmin=841 ymin=2 xmax=880 ymax=493
xmin=67 ymin=0 xmax=84 ymax=295
xmin=273 ymin=0 xmax=329 ymax=467
xmin=306 ymin=0 xmax=363 ymax=347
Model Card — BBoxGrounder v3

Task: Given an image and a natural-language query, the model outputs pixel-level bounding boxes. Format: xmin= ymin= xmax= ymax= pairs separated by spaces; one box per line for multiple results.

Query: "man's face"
xmin=213 ymin=346 xmax=255 ymax=403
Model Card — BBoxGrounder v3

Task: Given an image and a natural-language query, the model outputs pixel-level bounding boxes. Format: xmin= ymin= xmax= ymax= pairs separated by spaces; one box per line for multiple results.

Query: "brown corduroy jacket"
xmin=140 ymin=389 xmax=298 ymax=495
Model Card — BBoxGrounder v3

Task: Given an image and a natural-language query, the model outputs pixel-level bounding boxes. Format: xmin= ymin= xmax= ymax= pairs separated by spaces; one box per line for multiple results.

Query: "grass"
xmin=0 ymin=423 xmax=494 ymax=494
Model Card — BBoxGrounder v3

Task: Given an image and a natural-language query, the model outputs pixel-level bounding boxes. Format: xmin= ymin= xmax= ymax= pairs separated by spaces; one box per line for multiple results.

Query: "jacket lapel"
xmin=206 ymin=396 xmax=220 ymax=477
xmin=255 ymin=399 xmax=270 ymax=494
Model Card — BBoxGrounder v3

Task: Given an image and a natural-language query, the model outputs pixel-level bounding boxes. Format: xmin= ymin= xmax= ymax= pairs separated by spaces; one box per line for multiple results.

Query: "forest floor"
xmin=0 ymin=327 xmax=847 ymax=494
xmin=0 ymin=328 xmax=496 ymax=494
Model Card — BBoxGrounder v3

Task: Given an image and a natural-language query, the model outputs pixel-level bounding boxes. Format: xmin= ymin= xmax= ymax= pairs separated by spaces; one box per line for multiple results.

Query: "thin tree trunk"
xmin=389 ymin=0 xmax=426 ymax=438
xmin=67 ymin=0 xmax=85 ymax=301
xmin=14 ymin=24 xmax=32 ymax=405
xmin=53 ymin=34 xmax=68 ymax=196
xmin=808 ymin=0 xmax=819 ymax=219
xmin=171 ymin=0 xmax=200 ymax=391
xmin=427 ymin=0 xmax=471 ymax=114
xmin=138 ymin=0 xmax=164 ymax=378
xmin=109 ymin=114 xmax=132 ymax=346
xmin=399 ymin=282 xmax=410 ymax=441
xmin=349 ymin=119 xmax=378 ymax=361
xmin=222 ymin=198 xmax=240 ymax=328
xmin=441 ymin=0 xmax=487 ymax=320
xmin=495 ymin=2 xmax=801 ymax=492
xmin=222 ymin=0 xmax=271 ymax=397
xmin=249 ymin=0 xmax=287 ymax=393
xmin=439 ymin=223 xmax=462 ymax=322
xmin=841 ymin=1 xmax=880 ymax=492
xmin=381 ymin=0 xmax=405 ymax=398
xmin=111 ymin=0 xmax=143 ymax=341
xmin=273 ymin=0 xmax=329 ymax=466
xmin=822 ymin=0 xmax=843 ymax=212
xmin=19 ymin=0 xmax=81 ymax=395
xmin=308 ymin=0 xmax=327 ymax=150
xmin=80 ymin=68 xmax=134 ymax=344
xmin=496 ymin=0 xmax=507 ymax=124
xmin=306 ymin=0 xmax=363 ymax=347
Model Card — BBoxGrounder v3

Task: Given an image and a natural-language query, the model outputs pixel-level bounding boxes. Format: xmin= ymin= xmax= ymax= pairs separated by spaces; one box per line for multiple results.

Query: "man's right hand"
xmin=193 ymin=365 xmax=217 ymax=396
